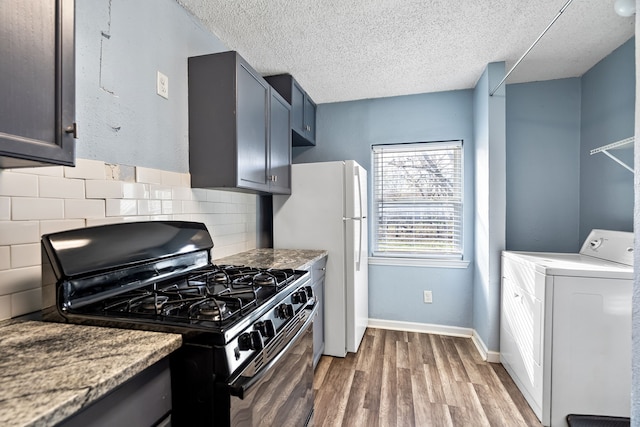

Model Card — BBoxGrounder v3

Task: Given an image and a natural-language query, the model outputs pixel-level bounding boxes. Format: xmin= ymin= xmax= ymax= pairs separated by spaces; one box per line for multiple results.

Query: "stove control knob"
xmin=255 ymin=320 xmax=276 ymax=338
xmin=291 ymin=290 xmax=308 ymax=304
xmin=303 ymin=286 xmax=314 ymax=299
xmin=238 ymin=331 xmax=263 ymax=351
xmin=276 ymin=303 xmax=294 ymax=319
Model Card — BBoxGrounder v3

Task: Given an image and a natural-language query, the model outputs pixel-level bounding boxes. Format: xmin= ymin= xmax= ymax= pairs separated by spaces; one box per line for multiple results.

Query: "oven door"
xmin=227 ymin=304 xmax=316 ymax=427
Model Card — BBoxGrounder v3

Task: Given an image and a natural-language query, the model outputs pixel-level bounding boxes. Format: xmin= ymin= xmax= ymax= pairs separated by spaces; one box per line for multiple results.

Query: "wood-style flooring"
xmin=313 ymin=328 xmax=542 ymax=427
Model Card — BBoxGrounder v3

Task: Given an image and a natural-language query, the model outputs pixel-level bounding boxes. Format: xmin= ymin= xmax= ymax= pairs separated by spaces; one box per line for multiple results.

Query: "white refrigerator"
xmin=273 ymin=160 xmax=368 ymax=357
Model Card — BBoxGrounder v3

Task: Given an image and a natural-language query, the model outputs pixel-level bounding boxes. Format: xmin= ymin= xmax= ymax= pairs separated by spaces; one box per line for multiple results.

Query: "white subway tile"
xmin=171 ymin=214 xmax=192 ymax=221
xmin=182 ymin=201 xmax=200 ymax=214
xmin=40 ymin=219 xmax=85 ymax=235
xmin=138 ymin=200 xmax=162 ymax=215
xmin=150 ymin=215 xmax=172 ymax=221
xmin=192 ymin=189 xmax=208 ymax=201
xmin=85 ymin=180 xmax=124 ymax=199
xmin=161 ymin=200 xmax=182 ymax=215
xmin=172 ymin=187 xmax=193 ymax=201
xmin=0 ymin=295 xmax=10 ymax=320
xmin=86 ymin=217 xmax=125 ymax=227
xmin=149 ymin=185 xmax=173 ymax=200
xmin=0 ymin=197 xmax=10 ymax=220
xmin=12 ymin=198 xmax=64 ymax=220
xmin=0 ymin=221 xmax=39 ymax=245
xmin=39 ymin=176 xmax=85 ymax=199
xmin=0 ymin=266 xmax=41 ymax=295
xmin=106 ymin=199 xmax=137 ymax=216
xmin=123 ymin=183 xmax=149 ymax=199
xmin=123 ymin=216 xmax=150 ymax=222
xmin=64 ymin=199 xmax=106 ymax=219
xmin=11 ymin=287 xmax=42 ymax=317
xmin=0 ymin=247 xmax=9 ymax=270
xmin=136 ymin=167 xmax=163 ymax=184
xmin=0 ymin=172 xmax=38 ymax=197
xmin=10 ymin=166 xmax=64 ymax=176
xmin=161 ymin=170 xmax=183 ymax=187
xmin=64 ymin=159 xmax=106 ymax=180
xmin=10 ymin=243 xmax=40 ymax=268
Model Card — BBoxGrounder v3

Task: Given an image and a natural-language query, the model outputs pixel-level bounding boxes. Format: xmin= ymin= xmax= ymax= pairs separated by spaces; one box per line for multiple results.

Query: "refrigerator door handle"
xmin=355 ymin=165 xmax=364 ymax=219
xmin=356 ymin=218 xmax=363 ymax=272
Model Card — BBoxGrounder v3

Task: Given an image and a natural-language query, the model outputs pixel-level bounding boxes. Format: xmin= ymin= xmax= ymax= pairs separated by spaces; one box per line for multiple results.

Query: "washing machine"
xmin=500 ymin=229 xmax=633 ymax=427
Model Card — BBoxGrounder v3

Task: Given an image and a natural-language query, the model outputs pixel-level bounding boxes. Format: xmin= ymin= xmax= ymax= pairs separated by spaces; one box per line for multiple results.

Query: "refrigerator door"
xmin=273 ymin=161 xmax=348 ymax=357
xmin=345 ymin=216 xmax=368 ymax=353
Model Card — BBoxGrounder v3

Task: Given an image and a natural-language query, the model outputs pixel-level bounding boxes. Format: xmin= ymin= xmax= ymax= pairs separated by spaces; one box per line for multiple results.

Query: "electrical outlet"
xmin=157 ymin=71 xmax=169 ymax=99
xmin=423 ymin=290 xmax=432 ymax=304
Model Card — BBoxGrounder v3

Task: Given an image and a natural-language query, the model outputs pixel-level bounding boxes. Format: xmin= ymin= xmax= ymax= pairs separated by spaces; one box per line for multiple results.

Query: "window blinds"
xmin=372 ymin=141 xmax=463 ymax=258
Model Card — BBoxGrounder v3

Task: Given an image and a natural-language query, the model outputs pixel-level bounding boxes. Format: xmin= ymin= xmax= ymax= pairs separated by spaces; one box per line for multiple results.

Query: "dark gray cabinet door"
xmin=302 ymin=95 xmax=316 ymax=145
xmin=188 ymin=51 xmax=290 ymax=194
xmin=264 ymin=74 xmax=316 ymax=147
xmin=237 ymin=63 xmax=269 ymax=191
xmin=268 ymin=91 xmax=291 ymax=195
xmin=0 ymin=0 xmax=75 ymax=168
xmin=291 ymin=83 xmax=305 ymax=140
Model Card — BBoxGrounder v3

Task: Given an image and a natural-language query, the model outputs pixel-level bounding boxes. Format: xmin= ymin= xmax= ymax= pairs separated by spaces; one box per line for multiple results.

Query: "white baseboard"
xmin=368 ymin=318 xmax=501 ymax=363
xmin=471 ymin=330 xmax=501 ymax=363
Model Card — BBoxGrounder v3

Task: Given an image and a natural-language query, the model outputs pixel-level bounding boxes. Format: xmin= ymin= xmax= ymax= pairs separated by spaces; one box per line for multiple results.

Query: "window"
xmin=372 ymin=141 xmax=463 ymax=259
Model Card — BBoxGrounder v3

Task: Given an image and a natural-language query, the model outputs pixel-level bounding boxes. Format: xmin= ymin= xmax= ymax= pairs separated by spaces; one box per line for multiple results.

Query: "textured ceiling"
xmin=177 ymin=0 xmax=635 ymax=103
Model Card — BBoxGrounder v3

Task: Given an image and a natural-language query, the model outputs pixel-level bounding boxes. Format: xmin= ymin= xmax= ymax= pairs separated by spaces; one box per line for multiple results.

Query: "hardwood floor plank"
xmin=314 ymin=354 xmax=356 ymax=426
xmin=490 ymin=363 xmax=541 ymax=427
xmin=396 ymin=367 xmax=415 ymax=426
xmin=379 ymin=330 xmax=398 ymax=426
xmin=442 ymin=336 xmax=471 ymax=383
xmin=314 ymin=329 xmax=542 ymax=427
xmin=411 ymin=364 xmax=433 ymax=426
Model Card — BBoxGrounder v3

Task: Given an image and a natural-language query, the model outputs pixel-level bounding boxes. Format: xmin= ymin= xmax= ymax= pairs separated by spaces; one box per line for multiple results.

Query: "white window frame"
xmin=371 ymin=140 xmax=464 ymax=262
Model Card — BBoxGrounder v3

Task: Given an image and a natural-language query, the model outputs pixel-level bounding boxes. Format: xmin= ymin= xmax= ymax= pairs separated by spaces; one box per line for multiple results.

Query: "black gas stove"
xmin=41 ymin=221 xmax=316 ymax=426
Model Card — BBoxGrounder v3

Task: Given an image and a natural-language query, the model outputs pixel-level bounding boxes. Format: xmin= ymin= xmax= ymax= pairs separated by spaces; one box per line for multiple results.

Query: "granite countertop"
xmin=0 ymin=320 xmax=182 ymax=427
xmin=214 ymin=248 xmax=328 ymax=271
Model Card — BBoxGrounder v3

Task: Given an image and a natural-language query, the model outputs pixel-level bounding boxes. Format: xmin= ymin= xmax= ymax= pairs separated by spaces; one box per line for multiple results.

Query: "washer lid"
xmin=502 ymin=250 xmax=633 ymax=279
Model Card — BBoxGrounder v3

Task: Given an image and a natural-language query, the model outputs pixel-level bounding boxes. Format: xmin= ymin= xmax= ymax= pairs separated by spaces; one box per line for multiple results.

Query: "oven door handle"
xmin=228 ymin=303 xmax=317 ymax=399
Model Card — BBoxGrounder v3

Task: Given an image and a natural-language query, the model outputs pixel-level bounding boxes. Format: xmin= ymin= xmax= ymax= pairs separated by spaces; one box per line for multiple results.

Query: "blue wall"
xmin=76 ymin=0 xmax=227 ymax=172
xmin=472 ymin=62 xmax=506 ymax=353
xmin=294 ymin=91 xmax=477 ymax=328
xmin=505 ymin=79 xmax=582 ymax=252
xmin=580 ymin=38 xmax=635 ymax=242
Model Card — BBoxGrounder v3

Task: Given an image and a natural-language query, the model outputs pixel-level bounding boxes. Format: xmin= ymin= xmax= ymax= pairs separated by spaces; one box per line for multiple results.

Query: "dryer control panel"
xmin=579 ymin=229 xmax=634 ymax=266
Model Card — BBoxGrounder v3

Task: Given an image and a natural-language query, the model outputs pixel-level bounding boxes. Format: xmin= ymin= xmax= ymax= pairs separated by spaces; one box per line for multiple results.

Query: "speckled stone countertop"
xmin=0 ymin=320 xmax=182 ymax=427
xmin=214 ymin=248 xmax=328 ymax=271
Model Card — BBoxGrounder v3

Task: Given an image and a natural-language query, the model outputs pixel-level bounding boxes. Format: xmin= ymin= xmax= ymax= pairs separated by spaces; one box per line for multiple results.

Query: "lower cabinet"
xmin=59 ymin=358 xmax=172 ymax=427
xmin=310 ymin=256 xmax=327 ymax=368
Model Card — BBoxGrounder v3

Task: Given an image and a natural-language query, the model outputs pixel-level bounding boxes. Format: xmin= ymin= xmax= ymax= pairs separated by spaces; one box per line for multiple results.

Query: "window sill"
xmin=368 ymin=257 xmax=470 ymax=269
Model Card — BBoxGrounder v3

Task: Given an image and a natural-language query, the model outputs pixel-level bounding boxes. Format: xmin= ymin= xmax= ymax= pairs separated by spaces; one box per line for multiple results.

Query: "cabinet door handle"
xmin=65 ymin=122 xmax=78 ymax=139
xmin=268 ymin=175 xmax=278 ymax=182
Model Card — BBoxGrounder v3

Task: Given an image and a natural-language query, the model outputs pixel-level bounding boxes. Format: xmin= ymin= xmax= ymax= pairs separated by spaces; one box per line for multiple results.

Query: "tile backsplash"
xmin=0 ymin=159 xmax=257 ymax=320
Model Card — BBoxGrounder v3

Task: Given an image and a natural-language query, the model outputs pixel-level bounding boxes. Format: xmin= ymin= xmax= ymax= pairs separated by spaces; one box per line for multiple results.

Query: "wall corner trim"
xmin=471 ymin=330 xmax=501 ymax=363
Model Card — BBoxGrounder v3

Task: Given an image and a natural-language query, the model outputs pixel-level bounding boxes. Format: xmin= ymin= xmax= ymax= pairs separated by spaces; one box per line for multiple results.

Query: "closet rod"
xmin=490 ymin=0 xmax=574 ymax=96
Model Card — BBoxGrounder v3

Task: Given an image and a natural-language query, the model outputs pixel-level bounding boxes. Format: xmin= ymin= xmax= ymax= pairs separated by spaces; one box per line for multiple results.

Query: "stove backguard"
xmin=42 ymin=221 xmax=214 ymax=321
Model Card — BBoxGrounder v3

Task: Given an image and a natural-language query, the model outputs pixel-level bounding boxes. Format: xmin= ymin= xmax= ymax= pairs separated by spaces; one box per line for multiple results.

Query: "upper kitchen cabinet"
xmin=0 ymin=0 xmax=76 ymax=168
xmin=265 ymin=74 xmax=317 ymax=147
xmin=188 ymin=51 xmax=291 ymax=194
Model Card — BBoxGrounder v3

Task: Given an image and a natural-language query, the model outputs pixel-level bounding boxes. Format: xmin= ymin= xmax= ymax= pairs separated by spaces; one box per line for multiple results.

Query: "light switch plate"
xmin=157 ymin=71 xmax=169 ymax=99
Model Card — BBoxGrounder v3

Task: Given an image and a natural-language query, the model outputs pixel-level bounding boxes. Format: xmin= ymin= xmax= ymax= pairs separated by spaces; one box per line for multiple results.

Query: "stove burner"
xmin=253 ymin=272 xmax=276 ymax=287
xmin=140 ymin=295 xmax=169 ymax=312
xmin=211 ymin=271 xmax=229 ymax=284
xmin=195 ymin=300 xmax=228 ymax=320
